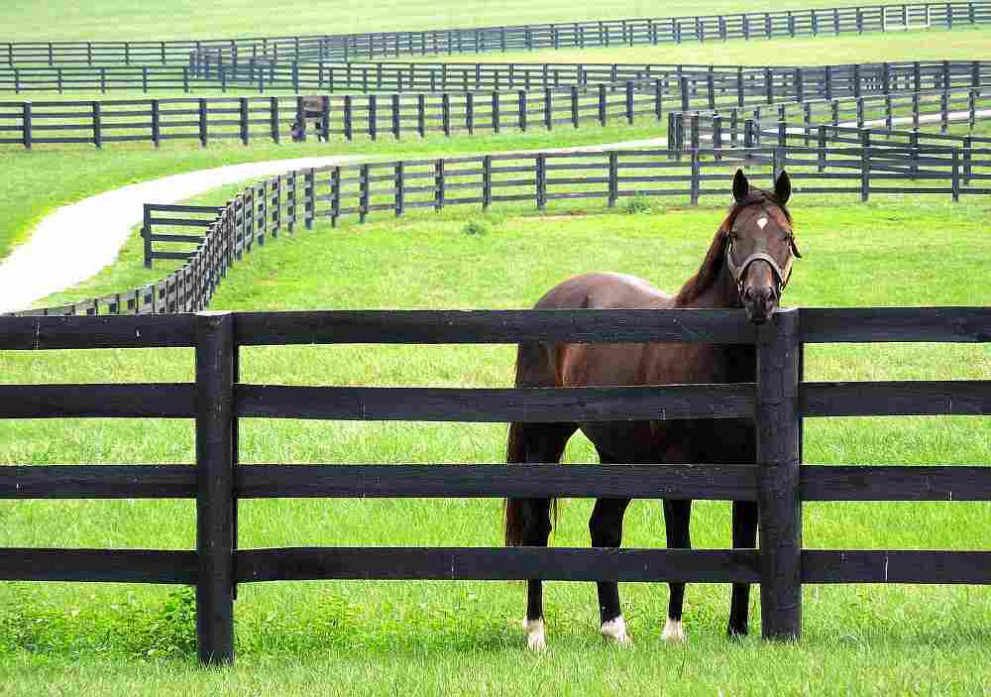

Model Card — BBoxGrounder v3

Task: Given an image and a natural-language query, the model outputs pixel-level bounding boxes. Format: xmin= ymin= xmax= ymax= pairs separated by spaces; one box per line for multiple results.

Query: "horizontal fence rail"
xmin=0 ymin=307 xmax=989 ymax=664
xmin=2 ymin=2 xmax=988 ymax=67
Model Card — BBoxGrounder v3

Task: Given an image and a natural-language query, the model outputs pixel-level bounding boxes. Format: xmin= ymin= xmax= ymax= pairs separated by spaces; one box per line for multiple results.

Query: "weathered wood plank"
xmin=235 ymin=383 xmax=756 ymax=422
xmin=236 ymin=547 xmax=761 ymax=583
xmin=0 ymin=465 xmax=196 ymax=498
xmin=236 ymin=464 xmax=759 ymax=500
xmin=0 ymin=384 xmax=195 ymax=418
xmin=802 ymin=381 xmax=991 ymax=417
xmin=801 ymin=465 xmax=991 ymax=501
xmin=802 ymin=550 xmax=991 ymax=584
xmin=0 ymin=549 xmax=197 ymax=583
xmin=756 ymin=308 xmax=802 ymax=640
xmin=233 ymin=309 xmax=757 ymax=345
xmin=801 ymin=307 xmax=991 ymax=343
xmin=194 ymin=311 xmax=235 ymax=665
xmin=0 ymin=315 xmax=196 ymax=349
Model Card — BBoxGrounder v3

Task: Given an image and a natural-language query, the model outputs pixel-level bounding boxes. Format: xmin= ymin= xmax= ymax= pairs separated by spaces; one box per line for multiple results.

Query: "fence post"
xmin=92 ymin=101 xmax=102 ymax=148
xmin=344 ymin=95 xmax=353 ymax=140
xmin=22 ymin=102 xmax=31 ymax=150
xmin=861 ymin=129 xmax=870 ymax=202
xmin=599 ymin=83 xmax=607 ymax=126
xmin=951 ymin=147 xmax=960 ymax=202
xmin=395 ymin=162 xmax=405 ymax=216
xmin=434 ymin=158 xmax=445 ymax=211
xmin=239 ymin=98 xmax=249 ymax=145
xmin=418 ymin=94 xmax=426 ymax=137
xmin=270 ymin=97 xmax=280 ymax=143
xmin=194 ymin=311 xmax=235 ymax=666
xmin=817 ymin=125 xmax=827 ymax=172
xmin=482 ymin=155 xmax=492 ymax=210
xmin=608 ymin=151 xmax=618 ymax=207
xmin=143 ymin=204 xmax=153 ymax=268
xmin=963 ymin=136 xmax=972 ymax=185
xmin=199 ymin=98 xmax=208 ymax=146
xmin=359 ymin=164 xmax=369 ymax=223
xmin=571 ymin=85 xmax=580 ymax=128
xmin=536 ymin=153 xmax=547 ymax=210
xmin=756 ymin=307 xmax=802 ymax=642
xmin=467 ymin=92 xmax=475 ymax=135
xmin=654 ymin=78 xmax=663 ymax=120
xmin=305 ymin=168 xmax=315 ymax=229
xmin=690 ymin=150 xmax=700 ymax=205
xmin=626 ymin=80 xmax=635 ymax=124
xmin=940 ymin=91 xmax=948 ymax=133
xmin=369 ymin=94 xmax=378 ymax=140
xmin=544 ymin=88 xmax=553 ymax=130
xmin=518 ymin=90 xmax=527 ymax=131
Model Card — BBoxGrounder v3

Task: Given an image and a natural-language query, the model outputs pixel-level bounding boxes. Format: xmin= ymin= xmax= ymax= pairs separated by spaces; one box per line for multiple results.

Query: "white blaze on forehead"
xmin=757 ymin=216 xmax=769 ymax=230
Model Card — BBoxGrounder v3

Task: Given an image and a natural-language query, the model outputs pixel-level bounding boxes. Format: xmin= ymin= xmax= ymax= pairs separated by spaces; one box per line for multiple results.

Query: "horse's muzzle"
xmin=742 ymin=285 xmax=778 ymax=325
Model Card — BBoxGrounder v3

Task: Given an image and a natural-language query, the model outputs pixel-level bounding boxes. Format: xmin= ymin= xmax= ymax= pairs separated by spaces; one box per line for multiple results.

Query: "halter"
xmin=724 ymin=204 xmax=799 ymax=296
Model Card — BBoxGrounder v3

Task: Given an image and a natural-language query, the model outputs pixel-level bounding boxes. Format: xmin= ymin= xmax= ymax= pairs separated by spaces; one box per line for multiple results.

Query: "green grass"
xmin=2 ymin=198 xmax=990 ymax=694
xmin=5 ymin=0 xmax=882 ymax=42
xmin=436 ymin=24 xmax=991 ymax=65
xmin=0 ymin=119 xmax=668 ymax=262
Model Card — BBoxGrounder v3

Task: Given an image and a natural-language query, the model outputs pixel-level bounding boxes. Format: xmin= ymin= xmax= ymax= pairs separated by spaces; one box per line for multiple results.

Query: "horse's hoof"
xmin=523 ymin=618 xmax=546 ymax=652
xmin=601 ymin=616 xmax=633 ymax=647
xmin=662 ymin=618 xmax=686 ymax=643
xmin=727 ymin=624 xmax=749 ymax=639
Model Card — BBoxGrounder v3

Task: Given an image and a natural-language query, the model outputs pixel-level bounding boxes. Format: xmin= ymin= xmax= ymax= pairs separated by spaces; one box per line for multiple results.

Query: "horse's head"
xmin=725 ymin=169 xmax=802 ymax=325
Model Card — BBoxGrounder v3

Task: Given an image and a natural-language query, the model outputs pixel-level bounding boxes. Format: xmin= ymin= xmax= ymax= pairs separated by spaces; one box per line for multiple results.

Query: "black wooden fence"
xmin=4 ymin=56 xmax=987 ymax=98
xmin=3 ymin=1 xmax=988 ymax=67
xmin=668 ymin=85 xmax=991 ymax=152
xmin=0 ymin=84 xmax=666 ymax=149
xmin=1 ymin=306 xmax=989 ymax=664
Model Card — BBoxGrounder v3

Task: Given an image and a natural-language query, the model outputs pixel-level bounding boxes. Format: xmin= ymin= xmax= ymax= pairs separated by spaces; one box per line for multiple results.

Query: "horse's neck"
xmin=678 ymin=261 xmax=756 ymax=383
xmin=679 ymin=264 xmax=740 ymax=310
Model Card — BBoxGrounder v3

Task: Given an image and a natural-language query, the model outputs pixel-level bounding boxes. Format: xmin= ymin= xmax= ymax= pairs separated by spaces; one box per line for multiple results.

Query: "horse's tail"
xmin=504 ymin=341 xmax=560 ymax=547
xmin=504 ymin=421 xmax=529 ymax=547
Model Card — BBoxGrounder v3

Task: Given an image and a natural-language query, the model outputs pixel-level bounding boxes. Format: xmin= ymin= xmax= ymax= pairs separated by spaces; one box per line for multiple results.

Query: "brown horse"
xmin=504 ymin=169 xmax=801 ymax=650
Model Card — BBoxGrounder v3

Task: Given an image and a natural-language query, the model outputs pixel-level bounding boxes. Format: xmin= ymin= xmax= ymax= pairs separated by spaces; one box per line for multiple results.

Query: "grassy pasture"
xmin=7 ymin=0 xmax=876 ymax=42
xmin=2 ymin=198 xmax=990 ymax=694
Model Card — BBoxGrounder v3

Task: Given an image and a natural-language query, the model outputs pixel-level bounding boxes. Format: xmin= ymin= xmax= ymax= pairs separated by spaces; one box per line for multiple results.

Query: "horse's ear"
xmin=732 ymin=169 xmax=749 ymax=202
xmin=775 ymin=170 xmax=791 ymax=204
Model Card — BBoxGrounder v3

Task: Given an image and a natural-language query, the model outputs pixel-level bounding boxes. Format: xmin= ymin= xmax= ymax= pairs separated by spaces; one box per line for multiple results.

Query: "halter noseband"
xmin=724 ymin=205 xmax=798 ymax=296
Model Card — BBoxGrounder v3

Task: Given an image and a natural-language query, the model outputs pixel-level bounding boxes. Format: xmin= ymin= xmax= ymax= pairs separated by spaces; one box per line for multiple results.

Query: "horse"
xmin=291 ymin=95 xmax=329 ymax=142
xmin=503 ymin=168 xmax=802 ymax=650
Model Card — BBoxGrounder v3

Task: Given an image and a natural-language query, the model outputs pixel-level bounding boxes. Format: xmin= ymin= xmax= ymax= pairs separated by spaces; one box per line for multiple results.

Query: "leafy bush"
xmin=461 ymin=220 xmax=489 ymax=236
xmin=624 ymin=194 xmax=653 ymax=214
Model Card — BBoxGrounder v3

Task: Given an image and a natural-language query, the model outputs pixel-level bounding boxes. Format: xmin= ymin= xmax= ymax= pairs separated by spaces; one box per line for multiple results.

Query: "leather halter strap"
xmin=725 ymin=205 xmax=797 ymax=294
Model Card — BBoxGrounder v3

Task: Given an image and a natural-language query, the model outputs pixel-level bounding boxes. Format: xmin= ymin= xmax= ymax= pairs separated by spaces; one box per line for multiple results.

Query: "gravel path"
xmin=0 ymin=138 xmax=673 ymax=314
xmin=0 ymin=156 xmax=370 ymax=314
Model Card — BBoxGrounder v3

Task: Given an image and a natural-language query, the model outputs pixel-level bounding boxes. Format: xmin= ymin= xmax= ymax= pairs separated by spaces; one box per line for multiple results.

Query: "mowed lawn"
xmin=1 ymin=198 xmax=990 ymax=695
xmin=7 ymin=0 xmax=874 ymax=41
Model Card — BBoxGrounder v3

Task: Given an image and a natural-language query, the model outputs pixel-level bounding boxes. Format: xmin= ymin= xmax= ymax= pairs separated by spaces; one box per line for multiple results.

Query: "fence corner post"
xmin=195 ymin=311 xmax=236 ymax=666
xmin=756 ymin=307 xmax=802 ymax=642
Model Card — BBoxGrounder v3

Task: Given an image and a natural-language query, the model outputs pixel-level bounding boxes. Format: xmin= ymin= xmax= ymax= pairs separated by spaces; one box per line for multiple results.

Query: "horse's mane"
xmin=673 ymin=190 xmax=791 ymax=307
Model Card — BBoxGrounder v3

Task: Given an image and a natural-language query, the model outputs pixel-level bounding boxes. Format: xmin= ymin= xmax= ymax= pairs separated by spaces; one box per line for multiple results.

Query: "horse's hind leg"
xmin=728 ymin=500 xmax=758 ymax=636
xmin=589 ymin=489 xmax=632 ymax=645
xmin=662 ymin=499 xmax=692 ymax=642
xmin=505 ymin=422 xmax=575 ymax=651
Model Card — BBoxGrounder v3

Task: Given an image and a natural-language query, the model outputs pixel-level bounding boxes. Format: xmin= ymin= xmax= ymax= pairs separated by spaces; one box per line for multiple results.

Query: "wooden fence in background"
xmin=2 ymin=1 xmax=988 ymax=67
xmin=3 ymin=56 xmax=987 ymax=98
xmin=1 ymin=307 xmax=989 ymax=664
xmin=668 ymin=86 xmax=991 ymax=151
xmin=5 ymin=142 xmax=985 ymax=314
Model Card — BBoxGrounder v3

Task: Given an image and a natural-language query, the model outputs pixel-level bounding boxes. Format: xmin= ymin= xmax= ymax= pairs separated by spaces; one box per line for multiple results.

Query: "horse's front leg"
xmin=728 ymin=500 xmax=758 ymax=636
xmin=662 ymin=499 xmax=692 ymax=642
xmin=589 ymin=497 xmax=632 ymax=646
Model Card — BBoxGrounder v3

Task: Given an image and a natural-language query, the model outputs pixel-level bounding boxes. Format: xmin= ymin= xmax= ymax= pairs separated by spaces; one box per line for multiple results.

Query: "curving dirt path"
xmin=0 ymin=138 xmax=668 ymax=314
